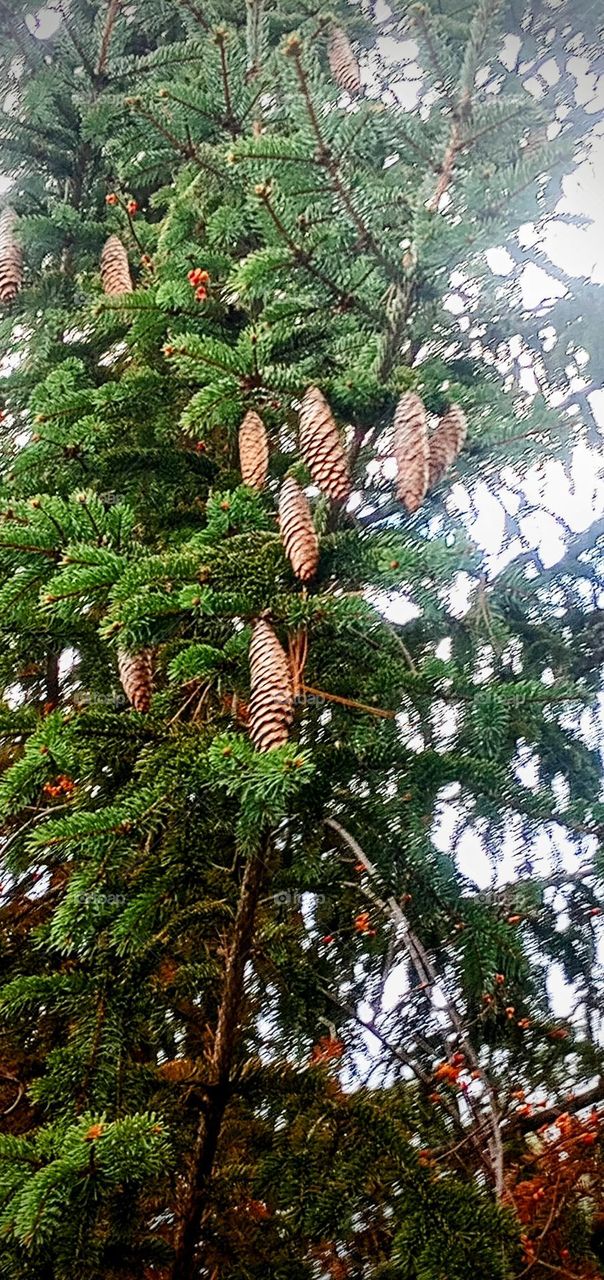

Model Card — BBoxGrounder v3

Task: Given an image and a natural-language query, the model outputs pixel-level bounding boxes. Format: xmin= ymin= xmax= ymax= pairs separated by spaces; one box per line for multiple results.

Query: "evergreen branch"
xmin=0 ymin=542 xmax=60 ymax=558
xmin=411 ymin=6 xmax=456 ymax=109
xmin=300 ymin=683 xmax=396 ymax=719
xmin=126 ymin=102 xmax=227 ymax=184
xmin=214 ymin=30 xmax=237 ymax=137
xmin=156 ymin=89 xmax=224 ymax=129
xmin=172 ymin=0 xmax=212 ymax=32
xmin=286 ymin=41 xmax=401 ymax=280
xmin=257 ymin=187 xmax=372 ymax=317
xmin=96 ymin=0 xmax=122 ymax=81
xmin=427 ymin=120 xmax=462 ymax=212
xmin=53 ymin=2 xmax=97 ymax=81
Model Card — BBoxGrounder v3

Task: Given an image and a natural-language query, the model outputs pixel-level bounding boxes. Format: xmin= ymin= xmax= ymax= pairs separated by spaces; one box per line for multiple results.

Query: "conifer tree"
xmin=0 ymin=2 xmax=602 ymax=1278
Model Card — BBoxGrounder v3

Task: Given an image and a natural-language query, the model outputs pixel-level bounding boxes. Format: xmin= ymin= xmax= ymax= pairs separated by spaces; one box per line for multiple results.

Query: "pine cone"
xmin=0 ymin=209 xmax=23 ymax=304
xmin=118 ymin=649 xmax=153 ymax=712
xmin=298 ymin=386 xmax=351 ymax=503
xmin=239 ymin=410 xmax=269 ymax=489
xmin=392 ymin=391 xmax=429 ymax=513
xmin=328 ymin=27 xmax=361 ymax=95
xmin=428 ymin=404 xmax=468 ymax=489
xmin=101 ymin=234 xmax=133 ymax=296
xmin=249 ymin=620 xmax=293 ymax=752
xmin=279 ymin=476 xmax=319 ymax=582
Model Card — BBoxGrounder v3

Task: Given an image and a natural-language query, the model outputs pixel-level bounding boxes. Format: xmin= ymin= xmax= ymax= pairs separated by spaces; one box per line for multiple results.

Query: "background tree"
xmin=0 ymin=0 xmax=601 ymax=1277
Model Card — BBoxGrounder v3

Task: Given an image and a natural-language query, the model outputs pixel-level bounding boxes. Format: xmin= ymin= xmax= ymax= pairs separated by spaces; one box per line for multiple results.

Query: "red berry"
xmin=106 ymin=193 xmax=119 ymax=206
xmin=127 ymin=199 xmax=138 ymax=215
xmin=195 ymin=286 xmax=207 ymax=301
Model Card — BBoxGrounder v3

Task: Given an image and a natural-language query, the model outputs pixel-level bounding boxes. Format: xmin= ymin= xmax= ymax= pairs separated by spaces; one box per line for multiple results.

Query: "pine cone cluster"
xmin=239 ymin=410 xmax=269 ymax=489
xmin=0 ymin=209 xmax=23 ymax=305
xmin=393 ymin=392 xmax=429 ymax=513
xmin=298 ymin=386 xmax=351 ymax=502
xmin=328 ymin=27 xmax=361 ymax=95
xmin=279 ymin=475 xmax=319 ymax=581
xmin=101 ymin=234 xmax=133 ymax=296
xmin=429 ymin=404 xmax=468 ymax=488
xmin=118 ymin=649 xmax=153 ymax=712
xmin=392 ymin=392 xmax=468 ymax=510
xmin=249 ymin=620 xmax=293 ymax=752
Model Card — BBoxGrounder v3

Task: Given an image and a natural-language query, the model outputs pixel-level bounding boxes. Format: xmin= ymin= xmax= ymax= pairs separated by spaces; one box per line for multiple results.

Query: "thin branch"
xmin=96 ymin=0 xmax=122 ymax=80
xmin=215 ymin=31 xmax=237 ymax=136
xmin=325 ymin=818 xmax=505 ymax=1196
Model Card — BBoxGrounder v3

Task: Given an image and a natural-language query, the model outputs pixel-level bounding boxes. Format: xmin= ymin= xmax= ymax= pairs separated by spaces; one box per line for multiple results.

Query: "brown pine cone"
xmin=328 ymin=27 xmax=361 ymax=95
xmin=239 ymin=410 xmax=269 ymax=489
xmin=429 ymin=404 xmax=468 ymax=489
xmin=279 ymin=476 xmax=319 ymax=582
xmin=101 ymin=234 xmax=133 ymax=296
xmin=392 ymin=391 xmax=429 ymax=513
xmin=249 ymin=619 xmax=293 ymax=752
xmin=118 ymin=649 xmax=153 ymax=712
xmin=0 ymin=209 xmax=23 ymax=304
xmin=298 ymin=386 xmax=351 ymax=502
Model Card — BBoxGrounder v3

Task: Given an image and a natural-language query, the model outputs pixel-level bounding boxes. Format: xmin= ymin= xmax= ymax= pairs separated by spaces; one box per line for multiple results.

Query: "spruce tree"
xmin=0 ymin=2 xmax=602 ymax=1278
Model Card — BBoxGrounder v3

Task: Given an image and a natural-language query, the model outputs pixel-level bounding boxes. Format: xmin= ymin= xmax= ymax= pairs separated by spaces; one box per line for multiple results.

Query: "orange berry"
xmin=354 ymin=912 xmax=371 ymax=933
xmin=85 ymin=1123 xmax=105 ymax=1141
xmin=127 ymin=199 xmax=138 ymax=214
xmin=494 ymin=973 xmax=505 ymax=985
xmin=507 ymin=914 xmax=522 ymax=924
xmin=105 ymin=193 xmax=118 ymax=206
xmin=195 ymin=285 xmax=207 ymax=301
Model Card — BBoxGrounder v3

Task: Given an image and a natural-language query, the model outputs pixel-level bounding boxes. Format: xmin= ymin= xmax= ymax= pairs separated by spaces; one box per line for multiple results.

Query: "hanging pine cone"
xmin=298 ymin=386 xmax=351 ymax=503
xmin=0 ymin=209 xmax=23 ymax=304
xmin=249 ymin=619 xmax=293 ymax=752
xmin=239 ymin=410 xmax=269 ymax=489
xmin=428 ymin=404 xmax=468 ymax=489
xmin=279 ymin=476 xmax=319 ymax=582
xmin=101 ymin=234 xmax=133 ymax=296
xmin=118 ymin=649 xmax=153 ymax=712
xmin=392 ymin=391 xmax=429 ymax=513
xmin=328 ymin=27 xmax=361 ymax=95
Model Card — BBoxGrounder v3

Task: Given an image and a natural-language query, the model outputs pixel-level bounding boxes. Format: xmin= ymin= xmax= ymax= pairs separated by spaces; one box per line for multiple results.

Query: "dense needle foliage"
xmin=0 ymin=0 xmax=602 ymax=1277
